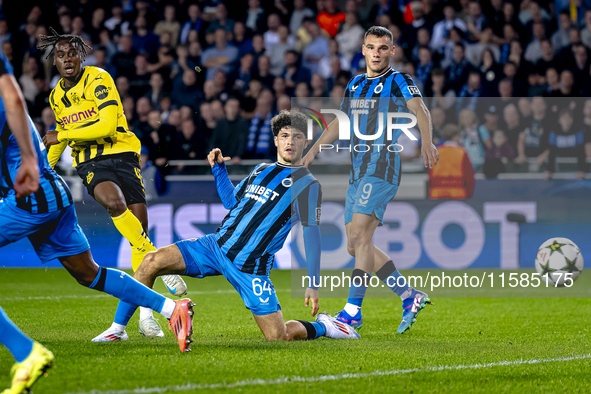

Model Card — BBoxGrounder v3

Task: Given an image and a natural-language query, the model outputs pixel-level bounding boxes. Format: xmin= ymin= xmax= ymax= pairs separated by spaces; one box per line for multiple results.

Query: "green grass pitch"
xmin=1 ymin=268 xmax=591 ymax=393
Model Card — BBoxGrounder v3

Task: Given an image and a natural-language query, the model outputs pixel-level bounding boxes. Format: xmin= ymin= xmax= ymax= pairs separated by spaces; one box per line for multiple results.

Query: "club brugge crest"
xmin=374 ymin=82 xmax=383 ymax=94
xmin=282 ymin=178 xmax=293 ymax=187
xmin=71 ymin=92 xmax=81 ymax=106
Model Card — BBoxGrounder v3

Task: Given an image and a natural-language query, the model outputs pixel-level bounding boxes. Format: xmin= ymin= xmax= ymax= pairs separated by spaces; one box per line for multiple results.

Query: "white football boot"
xmin=139 ymin=315 xmax=165 ymax=338
xmin=91 ymin=327 xmax=128 ymax=342
xmin=315 ymin=312 xmax=361 ymax=339
xmin=161 ymin=275 xmax=188 ymax=296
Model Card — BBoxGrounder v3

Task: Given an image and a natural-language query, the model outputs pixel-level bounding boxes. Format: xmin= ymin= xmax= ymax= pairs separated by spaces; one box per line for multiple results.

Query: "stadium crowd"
xmin=1 ymin=0 xmax=590 ymax=177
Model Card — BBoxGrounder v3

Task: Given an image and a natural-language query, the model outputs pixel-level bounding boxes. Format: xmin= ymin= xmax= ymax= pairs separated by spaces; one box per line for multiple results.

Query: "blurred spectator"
xmin=302 ymin=19 xmax=329 ymax=75
xmin=544 ymin=67 xmax=561 ymax=96
xmin=535 ymin=39 xmax=555 ymax=77
xmin=549 ymin=69 xmax=575 ymax=98
xmin=290 ymin=0 xmax=314 ymax=37
xmin=195 ymin=101 xmax=217 ymax=153
xmin=147 ymin=110 xmax=176 ymax=166
xmin=335 ymin=13 xmax=364 ymax=63
xmin=438 ymin=27 xmax=464 ymax=69
xmin=144 ymin=72 xmax=168 ymax=110
xmin=428 ymin=124 xmax=475 ymax=199
xmin=31 ymin=75 xmax=50 ymax=118
xmin=545 ymin=109 xmax=587 ymax=180
xmin=250 ymin=34 xmax=266 ymax=71
xmin=202 ymin=28 xmax=239 ymax=81
xmin=263 ymin=14 xmax=283 ymax=51
xmin=244 ymin=90 xmax=275 ymax=159
xmin=276 ymin=94 xmax=291 ymax=112
xmin=552 ymin=11 xmax=572 ymax=54
xmin=411 ymin=28 xmax=431 ymax=64
xmin=19 ymin=56 xmax=39 ymax=103
xmin=232 ymin=22 xmax=253 ymax=57
xmin=154 ymin=5 xmax=180 ymax=46
xmin=465 ymin=1 xmax=489 ymax=42
xmin=368 ymin=0 xmax=403 ymax=28
xmin=71 ymin=16 xmax=92 ymax=44
xmin=459 ymin=108 xmax=489 ymax=170
xmin=424 ymin=68 xmax=456 ymax=112
xmin=483 ymin=129 xmax=516 ymax=178
xmin=431 ymin=107 xmax=446 ymax=145
xmin=503 ymin=103 xmax=522 ymax=151
xmin=254 ymin=55 xmax=275 ymax=89
xmin=210 ymin=100 xmax=225 ymax=120
xmin=524 ymin=22 xmax=545 ymax=63
xmin=310 ymin=74 xmax=328 ymax=97
xmin=173 ymin=69 xmax=203 ymax=109
xmin=479 ymin=48 xmax=502 ymax=95
xmin=516 ymin=96 xmax=550 ymax=165
xmin=172 ymin=119 xmax=200 ymax=160
xmin=180 ymin=4 xmax=204 ymax=44
xmin=401 ymin=2 xmax=429 ymax=51
xmin=88 ymin=8 xmax=106 ymax=44
xmin=415 ymin=46 xmax=433 ymax=87
xmin=229 ymin=52 xmax=254 ymax=92
xmin=318 ymin=40 xmax=349 ymax=80
xmin=132 ymin=16 xmax=159 ymax=55
xmin=457 ymin=71 xmax=482 ymax=114
xmin=282 ymin=50 xmax=311 ymax=95
xmin=132 ymin=97 xmax=153 ymax=138
xmin=140 ymin=146 xmax=166 ymax=201
xmin=129 ymin=54 xmax=152 ymax=100
xmin=430 ymin=5 xmax=467 ymax=54
xmin=123 ymin=96 xmax=136 ymax=125
xmin=268 ymin=25 xmax=295 ymax=76
xmin=317 ymin=0 xmax=346 ymax=38
xmin=59 ymin=11 xmax=73 ymax=35
xmin=0 ymin=19 xmax=11 ymax=46
xmin=208 ymin=97 xmax=249 ymax=161
xmin=245 ymin=0 xmax=266 ymax=34
xmin=116 ymin=76 xmax=131 ymax=101
xmin=207 ymin=4 xmax=235 ymax=35
xmin=105 ymin=5 xmax=123 ymax=35
xmin=40 ymin=107 xmax=56 ymax=137
xmin=111 ymin=35 xmax=137 ymax=78
xmin=273 ymin=77 xmax=287 ymax=98
xmin=465 ymin=28 xmax=499 ymax=67
xmin=445 ymin=43 xmax=472 ymax=94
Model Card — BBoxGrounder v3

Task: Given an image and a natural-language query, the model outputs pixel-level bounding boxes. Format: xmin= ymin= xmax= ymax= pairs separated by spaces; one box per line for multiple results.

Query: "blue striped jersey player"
xmin=0 ymin=50 xmax=195 ymax=363
xmin=95 ymin=110 xmax=360 ymax=342
xmin=303 ymin=26 xmax=439 ymax=334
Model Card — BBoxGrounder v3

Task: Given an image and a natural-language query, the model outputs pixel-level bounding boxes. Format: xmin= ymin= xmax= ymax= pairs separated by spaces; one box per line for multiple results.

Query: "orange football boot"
xmin=166 ymin=298 xmax=195 ymax=352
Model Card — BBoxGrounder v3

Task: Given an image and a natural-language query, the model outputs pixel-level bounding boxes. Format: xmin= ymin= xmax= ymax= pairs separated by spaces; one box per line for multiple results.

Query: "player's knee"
xmin=264 ymin=330 xmax=288 ymax=341
xmin=105 ymin=198 xmax=127 ymax=217
xmin=347 ymin=242 xmax=356 ymax=257
xmin=348 ymin=230 xmax=370 ymax=250
xmin=140 ymin=251 xmax=162 ymax=273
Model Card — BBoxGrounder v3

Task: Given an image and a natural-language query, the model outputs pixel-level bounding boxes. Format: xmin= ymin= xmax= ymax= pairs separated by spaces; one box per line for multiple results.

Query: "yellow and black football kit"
xmin=47 ymin=66 xmax=144 ymax=204
xmin=47 ymin=66 xmax=154 ymax=271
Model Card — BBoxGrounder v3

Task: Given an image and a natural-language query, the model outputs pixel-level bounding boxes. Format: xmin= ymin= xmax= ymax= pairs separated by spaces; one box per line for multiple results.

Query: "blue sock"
xmin=297 ymin=320 xmax=327 ymax=339
xmin=88 ymin=267 xmax=166 ymax=315
xmin=376 ymin=260 xmax=410 ymax=298
xmin=346 ymin=269 xmax=371 ymax=308
xmin=311 ymin=322 xmax=327 ymax=338
xmin=114 ymin=300 xmax=138 ymax=326
xmin=0 ymin=307 xmax=34 ymax=363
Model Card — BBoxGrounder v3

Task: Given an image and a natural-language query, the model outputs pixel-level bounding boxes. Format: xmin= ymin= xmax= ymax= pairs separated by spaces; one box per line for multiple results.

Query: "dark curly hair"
xmin=37 ymin=27 xmax=92 ymax=60
xmin=271 ymin=110 xmax=309 ymax=137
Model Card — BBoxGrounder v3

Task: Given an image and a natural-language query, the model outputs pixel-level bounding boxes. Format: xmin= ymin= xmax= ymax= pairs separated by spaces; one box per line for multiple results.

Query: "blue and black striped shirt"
xmin=341 ymin=67 xmax=422 ymax=184
xmin=213 ymin=162 xmax=321 ymax=276
xmin=0 ymin=52 xmax=73 ymax=213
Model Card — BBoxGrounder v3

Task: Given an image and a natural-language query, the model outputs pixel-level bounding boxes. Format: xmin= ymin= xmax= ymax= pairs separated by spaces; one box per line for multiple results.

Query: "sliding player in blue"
xmin=0 ymin=51 xmax=193 ymax=390
xmin=93 ymin=110 xmax=360 ymax=342
xmin=303 ymin=26 xmax=439 ymax=334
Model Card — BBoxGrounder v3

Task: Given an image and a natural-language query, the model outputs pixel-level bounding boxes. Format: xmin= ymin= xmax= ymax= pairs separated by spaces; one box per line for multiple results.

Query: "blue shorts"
xmin=176 ymin=234 xmax=281 ymax=316
xmin=345 ymin=177 xmax=399 ymax=226
xmin=0 ymin=201 xmax=90 ymax=263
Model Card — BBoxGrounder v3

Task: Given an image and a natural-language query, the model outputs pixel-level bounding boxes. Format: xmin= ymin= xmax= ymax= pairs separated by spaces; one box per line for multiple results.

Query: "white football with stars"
xmin=535 ymin=237 xmax=583 ymax=287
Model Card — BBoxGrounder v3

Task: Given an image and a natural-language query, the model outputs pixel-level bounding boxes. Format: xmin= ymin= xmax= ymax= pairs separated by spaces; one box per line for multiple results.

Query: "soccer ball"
xmin=534 ymin=237 xmax=583 ymax=287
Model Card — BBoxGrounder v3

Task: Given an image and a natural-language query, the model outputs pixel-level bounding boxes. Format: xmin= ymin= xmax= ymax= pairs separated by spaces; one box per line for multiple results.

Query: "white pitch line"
xmin=66 ymin=354 xmax=591 ymax=394
xmin=0 ymin=289 xmax=292 ymax=302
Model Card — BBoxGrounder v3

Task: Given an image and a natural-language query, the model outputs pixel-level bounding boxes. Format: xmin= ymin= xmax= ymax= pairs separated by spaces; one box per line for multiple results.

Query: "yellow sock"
xmin=112 ymin=209 xmax=156 ymax=271
xmin=131 ymin=246 xmax=156 ymax=271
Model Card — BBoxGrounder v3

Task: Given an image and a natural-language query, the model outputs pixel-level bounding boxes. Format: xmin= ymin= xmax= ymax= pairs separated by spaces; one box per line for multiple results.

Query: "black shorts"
xmin=76 ymin=152 xmax=146 ymax=206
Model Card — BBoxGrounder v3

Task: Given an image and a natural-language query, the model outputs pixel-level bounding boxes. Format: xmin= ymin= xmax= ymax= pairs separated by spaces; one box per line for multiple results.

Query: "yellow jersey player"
xmin=38 ymin=28 xmax=187 ymax=338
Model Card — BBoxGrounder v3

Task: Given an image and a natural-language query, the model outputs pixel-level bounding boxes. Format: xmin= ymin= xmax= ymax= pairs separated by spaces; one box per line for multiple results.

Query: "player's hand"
xmin=207 ymin=148 xmax=231 ymax=168
xmin=302 ymin=152 xmax=316 ymax=168
xmin=304 ymin=287 xmax=319 ymax=317
xmin=421 ymin=142 xmax=439 ymax=169
xmin=14 ymin=156 xmax=39 ymax=198
xmin=42 ymin=130 xmax=60 ymax=148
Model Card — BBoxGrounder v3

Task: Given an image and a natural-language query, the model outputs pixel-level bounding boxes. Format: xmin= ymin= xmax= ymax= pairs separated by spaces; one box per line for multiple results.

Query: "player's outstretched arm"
xmin=407 ymin=97 xmax=439 ymax=169
xmin=0 ymin=73 xmax=39 ymax=197
xmin=302 ymin=119 xmax=341 ymax=167
xmin=208 ymin=148 xmax=244 ymax=209
xmin=303 ymin=225 xmax=321 ymax=316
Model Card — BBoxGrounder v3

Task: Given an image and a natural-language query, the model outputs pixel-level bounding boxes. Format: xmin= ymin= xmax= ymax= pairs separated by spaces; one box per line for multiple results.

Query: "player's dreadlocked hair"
xmin=37 ymin=27 xmax=92 ymax=60
xmin=271 ymin=110 xmax=309 ymax=137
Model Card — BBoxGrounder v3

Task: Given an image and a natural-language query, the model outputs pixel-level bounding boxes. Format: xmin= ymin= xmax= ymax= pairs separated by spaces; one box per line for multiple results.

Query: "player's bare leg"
xmin=133 ymin=245 xmax=188 ymax=288
xmin=253 ymin=311 xmax=359 ymax=341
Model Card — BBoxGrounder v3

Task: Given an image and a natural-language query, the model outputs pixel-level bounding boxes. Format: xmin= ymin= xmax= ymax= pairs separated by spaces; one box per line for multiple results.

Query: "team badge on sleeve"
xmin=408 ymin=86 xmax=420 ymax=95
xmin=316 ymin=207 xmax=322 ymax=222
